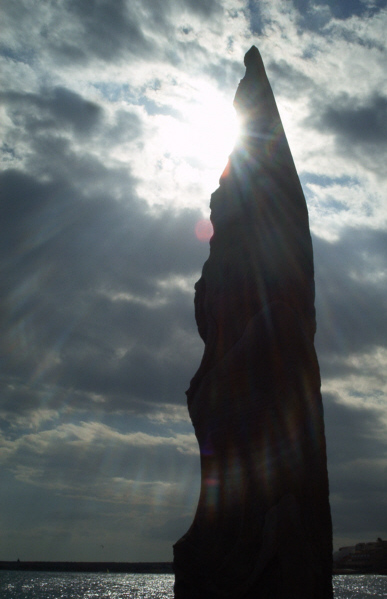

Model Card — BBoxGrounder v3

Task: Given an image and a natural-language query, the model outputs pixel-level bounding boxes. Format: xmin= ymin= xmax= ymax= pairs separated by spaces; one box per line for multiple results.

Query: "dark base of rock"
xmin=174 ymin=304 xmax=332 ymax=599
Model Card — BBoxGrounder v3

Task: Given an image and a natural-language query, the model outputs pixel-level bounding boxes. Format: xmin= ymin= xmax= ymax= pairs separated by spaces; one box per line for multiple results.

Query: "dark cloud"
xmin=292 ymin=0 xmax=386 ymax=26
xmin=324 ymin=392 xmax=387 ymax=545
xmin=324 ymin=392 xmax=387 ymax=464
xmin=307 ymin=228 xmax=387 ymax=547
xmin=0 ymin=164 xmax=206 ymax=412
xmin=4 ymin=428 xmax=197 ymax=489
xmin=147 ymin=514 xmax=194 ymax=541
xmin=249 ymin=0 xmax=365 ymax=36
xmin=267 ymin=59 xmax=315 ymax=98
xmin=292 ymin=0 xmax=332 ymax=31
xmin=56 ymin=315 xmax=199 ymax=403
xmin=314 ymin=228 xmax=387 ymax=373
xmin=312 ymin=228 xmax=387 ymax=545
xmin=0 ymin=86 xmax=143 ymax=168
xmin=182 ymin=0 xmax=222 ymax=16
xmin=304 ymin=93 xmax=387 ymax=177
xmin=2 ymin=0 xmax=224 ymax=69
xmin=321 ymin=94 xmax=387 ymax=146
xmin=0 ymin=87 xmax=102 ymax=135
xmin=247 ymin=0 xmax=265 ymax=35
xmin=63 ymin=0 xmax=153 ymax=62
xmin=0 ymin=439 xmax=199 ymax=560
xmin=0 ymin=77 xmax=209 ymax=423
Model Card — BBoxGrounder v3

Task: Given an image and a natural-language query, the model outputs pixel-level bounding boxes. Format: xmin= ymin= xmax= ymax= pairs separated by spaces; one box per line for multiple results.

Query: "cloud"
xmin=0 ymin=87 xmax=103 ymax=136
xmin=324 ymin=391 xmax=387 ymax=545
xmin=324 ymin=393 xmax=387 ymax=463
xmin=0 ymin=165 xmax=207 ymax=414
xmin=2 ymin=0 xmax=151 ymax=66
xmin=0 ymin=413 xmax=200 ymax=560
xmin=1 ymin=0 xmax=227 ymax=73
xmin=321 ymin=93 xmax=387 ymax=146
xmin=314 ymin=228 xmax=387 ymax=360
xmin=1 ymin=0 xmax=387 ymax=562
xmin=0 ymin=74 xmax=209 ymax=425
xmin=303 ymin=92 xmax=387 ymax=180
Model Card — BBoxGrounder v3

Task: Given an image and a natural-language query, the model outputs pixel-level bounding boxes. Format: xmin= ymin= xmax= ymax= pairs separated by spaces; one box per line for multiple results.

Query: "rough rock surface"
xmin=173 ymin=46 xmax=333 ymax=599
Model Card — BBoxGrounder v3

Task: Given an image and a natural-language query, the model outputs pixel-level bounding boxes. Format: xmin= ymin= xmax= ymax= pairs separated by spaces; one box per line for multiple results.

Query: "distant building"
xmin=333 ymin=546 xmax=355 ymax=562
xmin=334 ymin=538 xmax=387 ymax=574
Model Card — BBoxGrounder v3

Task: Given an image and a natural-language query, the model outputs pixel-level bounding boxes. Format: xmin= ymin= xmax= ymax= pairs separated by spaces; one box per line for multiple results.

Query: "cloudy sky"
xmin=1 ymin=0 xmax=387 ymax=562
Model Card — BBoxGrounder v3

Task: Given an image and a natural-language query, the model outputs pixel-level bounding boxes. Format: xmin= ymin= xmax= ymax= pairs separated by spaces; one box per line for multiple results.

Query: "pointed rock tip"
xmin=244 ymin=46 xmax=265 ymax=73
xmin=244 ymin=45 xmax=262 ymax=67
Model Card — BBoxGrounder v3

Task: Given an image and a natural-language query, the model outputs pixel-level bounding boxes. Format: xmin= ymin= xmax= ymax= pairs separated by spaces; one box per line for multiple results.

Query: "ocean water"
xmin=1 ymin=571 xmax=387 ymax=598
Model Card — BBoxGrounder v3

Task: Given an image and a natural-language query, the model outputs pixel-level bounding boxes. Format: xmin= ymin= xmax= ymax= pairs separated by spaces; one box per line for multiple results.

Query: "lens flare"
xmin=195 ymin=219 xmax=213 ymax=242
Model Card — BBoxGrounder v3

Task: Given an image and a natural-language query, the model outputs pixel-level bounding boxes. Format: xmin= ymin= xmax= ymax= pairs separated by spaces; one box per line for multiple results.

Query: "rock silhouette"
xmin=173 ymin=46 xmax=333 ymax=599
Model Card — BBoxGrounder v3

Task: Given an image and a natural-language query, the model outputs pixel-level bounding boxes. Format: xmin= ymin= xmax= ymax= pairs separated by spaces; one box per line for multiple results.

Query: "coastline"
xmin=0 ymin=561 xmax=174 ymax=573
xmin=1 ymin=561 xmax=386 ymax=576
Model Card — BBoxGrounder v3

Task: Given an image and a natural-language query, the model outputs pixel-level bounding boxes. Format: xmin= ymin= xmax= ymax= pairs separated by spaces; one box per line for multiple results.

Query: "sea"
xmin=0 ymin=572 xmax=387 ymax=598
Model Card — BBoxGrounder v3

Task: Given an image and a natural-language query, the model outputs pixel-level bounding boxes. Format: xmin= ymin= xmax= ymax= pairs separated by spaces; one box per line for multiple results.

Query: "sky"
xmin=1 ymin=0 xmax=387 ymax=563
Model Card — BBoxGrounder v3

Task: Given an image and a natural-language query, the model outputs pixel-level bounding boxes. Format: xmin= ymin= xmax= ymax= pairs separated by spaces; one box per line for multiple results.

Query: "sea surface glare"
xmin=1 ymin=572 xmax=387 ymax=598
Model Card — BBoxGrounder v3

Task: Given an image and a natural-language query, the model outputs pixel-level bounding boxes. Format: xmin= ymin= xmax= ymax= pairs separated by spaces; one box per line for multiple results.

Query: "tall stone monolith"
xmin=173 ymin=46 xmax=333 ymax=599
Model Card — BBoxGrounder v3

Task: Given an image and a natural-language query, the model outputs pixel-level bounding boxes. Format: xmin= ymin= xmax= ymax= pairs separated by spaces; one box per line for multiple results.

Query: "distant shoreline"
xmin=0 ymin=561 xmax=174 ymax=573
xmin=1 ymin=561 xmax=385 ymax=576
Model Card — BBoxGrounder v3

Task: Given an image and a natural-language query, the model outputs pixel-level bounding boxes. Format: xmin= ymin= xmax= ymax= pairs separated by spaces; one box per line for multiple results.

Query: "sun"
xmin=159 ymin=81 xmax=240 ymax=195
xmin=181 ymin=82 xmax=239 ymax=167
